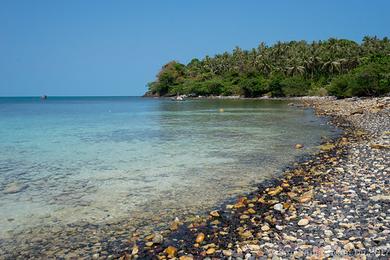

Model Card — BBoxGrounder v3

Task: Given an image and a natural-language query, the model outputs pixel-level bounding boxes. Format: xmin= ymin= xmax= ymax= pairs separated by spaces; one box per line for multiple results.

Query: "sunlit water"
xmin=0 ymin=97 xmax=338 ymax=239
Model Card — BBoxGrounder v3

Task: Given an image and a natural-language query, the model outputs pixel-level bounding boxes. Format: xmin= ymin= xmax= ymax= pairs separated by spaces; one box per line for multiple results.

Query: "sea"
xmin=0 ymin=97 xmax=338 ymax=241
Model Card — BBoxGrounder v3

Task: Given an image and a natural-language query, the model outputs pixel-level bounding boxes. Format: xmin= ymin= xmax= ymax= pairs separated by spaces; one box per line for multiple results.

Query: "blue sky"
xmin=0 ymin=0 xmax=389 ymax=96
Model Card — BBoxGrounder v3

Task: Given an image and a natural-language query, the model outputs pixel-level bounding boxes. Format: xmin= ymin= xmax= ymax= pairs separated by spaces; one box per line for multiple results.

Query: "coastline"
xmin=122 ymin=97 xmax=390 ymax=259
xmin=0 ymin=97 xmax=388 ymax=259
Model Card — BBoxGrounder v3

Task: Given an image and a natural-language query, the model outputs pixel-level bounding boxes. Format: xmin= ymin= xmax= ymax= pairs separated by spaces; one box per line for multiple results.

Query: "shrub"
xmin=280 ymin=77 xmax=311 ymax=96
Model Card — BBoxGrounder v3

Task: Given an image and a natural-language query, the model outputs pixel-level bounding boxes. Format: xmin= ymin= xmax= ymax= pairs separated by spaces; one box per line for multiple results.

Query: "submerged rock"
xmin=3 ymin=182 xmax=28 ymax=194
xmin=195 ymin=233 xmax=205 ymax=243
xmin=165 ymin=246 xmax=177 ymax=257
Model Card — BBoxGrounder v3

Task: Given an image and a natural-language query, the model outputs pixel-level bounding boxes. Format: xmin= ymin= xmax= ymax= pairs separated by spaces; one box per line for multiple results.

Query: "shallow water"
xmin=0 ymin=97 xmax=337 ymax=239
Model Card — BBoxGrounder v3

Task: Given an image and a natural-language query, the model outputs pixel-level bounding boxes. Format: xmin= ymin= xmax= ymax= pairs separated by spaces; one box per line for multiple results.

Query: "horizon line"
xmin=0 ymin=95 xmax=143 ymax=98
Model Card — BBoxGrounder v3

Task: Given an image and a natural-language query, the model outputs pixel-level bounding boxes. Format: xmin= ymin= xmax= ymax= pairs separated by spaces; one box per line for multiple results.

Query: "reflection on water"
xmin=0 ymin=97 xmax=338 ymax=239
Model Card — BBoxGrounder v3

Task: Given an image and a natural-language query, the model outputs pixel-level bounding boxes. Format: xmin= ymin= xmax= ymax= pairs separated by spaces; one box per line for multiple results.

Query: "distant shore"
xmin=122 ymin=97 xmax=390 ymax=259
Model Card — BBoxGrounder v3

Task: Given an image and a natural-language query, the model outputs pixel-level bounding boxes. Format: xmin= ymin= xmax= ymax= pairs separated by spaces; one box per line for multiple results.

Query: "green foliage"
xmin=147 ymin=37 xmax=390 ymax=97
xmin=328 ymin=56 xmax=390 ymax=97
xmin=239 ymin=76 xmax=268 ymax=97
xmin=280 ymin=77 xmax=311 ymax=96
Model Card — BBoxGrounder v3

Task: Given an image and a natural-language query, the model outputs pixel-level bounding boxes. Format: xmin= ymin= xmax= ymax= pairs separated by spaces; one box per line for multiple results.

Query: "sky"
xmin=0 ymin=0 xmax=389 ymax=96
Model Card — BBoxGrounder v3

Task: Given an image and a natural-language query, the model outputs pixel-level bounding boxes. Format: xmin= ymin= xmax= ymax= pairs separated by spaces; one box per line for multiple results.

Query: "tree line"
xmin=146 ymin=36 xmax=390 ymax=98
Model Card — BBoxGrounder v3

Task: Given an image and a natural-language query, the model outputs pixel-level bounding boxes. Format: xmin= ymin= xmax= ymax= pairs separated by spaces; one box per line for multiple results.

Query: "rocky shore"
xmin=1 ymin=97 xmax=388 ymax=260
xmin=121 ymin=97 xmax=390 ymax=259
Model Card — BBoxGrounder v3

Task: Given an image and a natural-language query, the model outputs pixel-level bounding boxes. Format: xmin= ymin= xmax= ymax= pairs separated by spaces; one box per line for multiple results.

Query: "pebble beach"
xmin=122 ymin=97 xmax=390 ymax=260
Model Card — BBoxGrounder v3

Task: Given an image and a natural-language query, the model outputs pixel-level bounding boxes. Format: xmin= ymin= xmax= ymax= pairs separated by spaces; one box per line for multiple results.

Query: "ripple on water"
xmin=0 ymin=98 xmax=340 ymax=255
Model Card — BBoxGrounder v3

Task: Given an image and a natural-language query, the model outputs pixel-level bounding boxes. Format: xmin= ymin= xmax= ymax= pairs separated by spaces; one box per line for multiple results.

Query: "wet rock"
xmin=165 ymin=246 xmax=177 ymax=258
xmin=319 ymin=143 xmax=335 ymax=151
xmin=206 ymin=248 xmax=215 ymax=255
xmin=295 ymin=144 xmax=304 ymax=149
xmin=268 ymin=186 xmax=283 ymax=196
xmin=209 ymin=210 xmax=220 ymax=217
xmin=152 ymin=233 xmax=164 ymax=244
xmin=195 ymin=233 xmax=205 ymax=243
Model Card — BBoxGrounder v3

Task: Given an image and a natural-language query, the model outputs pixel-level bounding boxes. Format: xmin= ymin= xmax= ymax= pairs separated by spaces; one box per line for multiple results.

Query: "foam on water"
xmin=0 ymin=97 xmax=338 ymax=238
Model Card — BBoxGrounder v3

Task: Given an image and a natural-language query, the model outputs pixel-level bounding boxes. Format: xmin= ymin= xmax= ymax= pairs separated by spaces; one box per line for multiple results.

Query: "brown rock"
xmin=170 ymin=221 xmax=179 ymax=231
xmin=299 ymin=190 xmax=314 ymax=203
xmin=370 ymin=143 xmax=390 ymax=149
xmin=179 ymin=256 xmax=194 ymax=260
xmin=209 ymin=210 xmax=220 ymax=217
xmin=268 ymin=186 xmax=283 ymax=196
xmin=247 ymin=208 xmax=256 ymax=214
xmin=298 ymin=218 xmax=309 ymax=226
xmin=319 ymin=143 xmax=335 ymax=151
xmin=206 ymin=248 xmax=215 ymax=255
xmin=195 ymin=233 xmax=205 ymax=243
xmin=222 ymin=250 xmax=233 ymax=256
xmin=165 ymin=246 xmax=177 ymax=258
xmin=131 ymin=245 xmax=139 ymax=255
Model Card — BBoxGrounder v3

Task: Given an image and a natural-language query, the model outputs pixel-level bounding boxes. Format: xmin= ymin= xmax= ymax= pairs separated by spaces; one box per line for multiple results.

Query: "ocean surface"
xmin=0 ymin=97 xmax=338 ymax=239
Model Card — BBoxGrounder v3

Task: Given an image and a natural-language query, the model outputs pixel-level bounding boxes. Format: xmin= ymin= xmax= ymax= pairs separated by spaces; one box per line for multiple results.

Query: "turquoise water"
xmin=0 ymin=97 xmax=337 ymax=238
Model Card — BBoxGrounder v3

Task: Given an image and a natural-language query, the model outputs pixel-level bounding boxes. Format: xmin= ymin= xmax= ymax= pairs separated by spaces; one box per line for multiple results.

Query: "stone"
xmin=206 ymin=248 xmax=215 ymax=255
xmin=240 ymin=230 xmax=253 ymax=239
xmin=3 ymin=182 xmax=28 ymax=194
xmin=179 ymin=256 xmax=194 ymax=260
xmin=261 ymin=225 xmax=270 ymax=232
xmin=247 ymin=244 xmax=260 ymax=251
xmin=170 ymin=221 xmax=179 ymax=231
xmin=344 ymin=242 xmax=355 ymax=251
xmin=319 ymin=143 xmax=335 ymax=152
xmin=295 ymin=144 xmax=304 ymax=149
xmin=92 ymin=253 xmax=99 ymax=259
xmin=273 ymin=203 xmax=283 ymax=212
xmin=324 ymin=230 xmax=333 ymax=237
xmin=298 ymin=218 xmax=309 ymax=226
xmin=131 ymin=245 xmax=139 ymax=255
xmin=275 ymin=225 xmax=283 ymax=231
xmin=268 ymin=186 xmax=283 ymax=196
xmin=209 ymin=210 xmax=220 ymax=217
xmin=299 ymin=190 xmax=314 ymax=203
xmin=247 ymin=208 xmax=256 ymax=214
xmin=370 ymin=195 xmax=390 ymax=202
xmin=370 ymin=143 xmax=390 ymax=149
xmin=165 ymin=246 xmax=177 ymax=258
xmin=152 ymin=233 xmax=164 ymax=244
xmin=283 ymin=234 xmax=297 ymax=241
xmin=195 ymin=233 xmax=205 ymax=243
xmin=145 ymin=242 xmax=154 ymax=247
xmin=222 ymin=250 xmax=232 ymax=256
